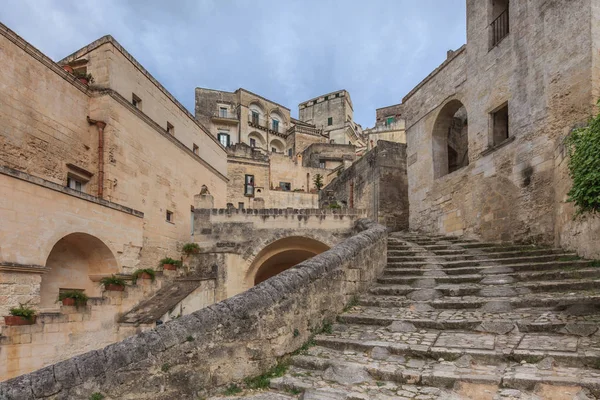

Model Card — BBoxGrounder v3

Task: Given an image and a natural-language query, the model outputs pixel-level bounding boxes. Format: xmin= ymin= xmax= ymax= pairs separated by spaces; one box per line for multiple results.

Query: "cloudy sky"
xmin=2 ymin=0 xmax=466 ymax=127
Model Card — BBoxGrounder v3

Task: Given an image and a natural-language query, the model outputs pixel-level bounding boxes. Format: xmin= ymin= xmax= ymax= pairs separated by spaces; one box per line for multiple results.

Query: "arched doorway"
xmin=432 ymin=99 xmax=469 ymax=178
xmin=249 ymin=237 xmax=330 ymax=285
xmin=40 ymin=233 xmax=118 ymax=307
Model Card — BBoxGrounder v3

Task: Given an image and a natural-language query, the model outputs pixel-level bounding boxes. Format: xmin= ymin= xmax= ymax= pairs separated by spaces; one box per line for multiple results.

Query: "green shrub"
xmin=313 ymin=174 xmax=324 ymax=190
xmin=328 ymin=202 xmax=342 ymax=209
xmin=159 ymin=257 xmax=180 ymax=267
xmin=223 ymin=384 xmax=242 ymax=395
xmin=566 ymin=106 xmax=600 ymax=215
xmin=57 ymin=290 xmax=89 ymax=306
xmin=9 ymin=304 xmax=36 ymax=320
xmin=244 ymin=361 xmax=289 ymax=390
xmin=182 ymin=243 xmax=200 ymax=255
xmin=89 ymin=393 xmax=104 ymax=400
xmin=131 ymin=268 xmax=156 ymax=283
xmin=99 ymin=275 xmax=127 ymax=287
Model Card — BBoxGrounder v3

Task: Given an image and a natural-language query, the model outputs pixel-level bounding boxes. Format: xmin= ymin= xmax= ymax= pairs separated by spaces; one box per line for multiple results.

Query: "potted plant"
xmin=57 ymin=290 xmax=88 ymax=307
xmin=99 ymin=275 xmax=127 ymax=291
xmin=74 ymin=71 xmax=94 ymax=85
xmin=182 ymin=243 xmax=200 ymax=255
xmin=160 ymin=258 xmax=181 ymax=271
xmin=5 ymin=304 xmax=36 ymax=326
xmin=62 ymin=65 xmax=74 ymax=73
xmin=132 ymin=268 xmax=156 ymax=284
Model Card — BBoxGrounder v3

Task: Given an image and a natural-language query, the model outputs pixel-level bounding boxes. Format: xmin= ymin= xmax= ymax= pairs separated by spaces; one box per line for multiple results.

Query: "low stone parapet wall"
xmin=0 ymin=219 xmax=387 ymax=399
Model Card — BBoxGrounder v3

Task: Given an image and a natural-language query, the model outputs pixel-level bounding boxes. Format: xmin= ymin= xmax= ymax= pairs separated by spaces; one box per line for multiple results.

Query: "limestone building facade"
xmin=363 ymin=103 xmax=406 ymax=151
xmin=402 ymin=0 xmax=600 ymax=258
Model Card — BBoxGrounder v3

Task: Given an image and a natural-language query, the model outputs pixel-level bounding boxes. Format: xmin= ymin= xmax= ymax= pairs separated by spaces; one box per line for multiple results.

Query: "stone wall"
xmin=298 ymin=90 xmax=354 ymax=144
xmin=403 ymin=0 xmax=600 ymax=253
xmin=301 ymin=143 xmax=356 ymax=169
xmin=0 ymin=220 xmax=387 ymax=399
xmin=321 ymin=141 xmax=409 ymax=231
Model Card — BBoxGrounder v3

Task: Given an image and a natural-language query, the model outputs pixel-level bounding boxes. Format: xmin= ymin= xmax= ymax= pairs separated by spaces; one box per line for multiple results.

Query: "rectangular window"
xmin=218 ymin=133 xmax=230 ymax=147
xmin=238 ymin=202 xmax=245 ymax=210
xmin=166 ymin=122 xmax=174 ymax=135
xmin=190 ymin=206 xmax=195 ymax=235
xmin=251 ymin=111 xmax=259 ymax=125
xmin=166 ymin=210 xmax=173 ymax=223
xmin=386 ymin=117 xmax=395 ymax=126
xmin=279 ymin=182 xmax=291 ymax=191
xmin=272 ymin=147 xmax=277 ymax=153
xmin=288 ymin=148 xmax=292 ymax=156
xmin=490 ymin=0 xmax=509 ymax=48
xmin=219 ymin=107 xmax=228 ymax=118
xmin=193 ymin=143 xmax=199 ymax=155
xmin=319 ymin=160 xmax=326 ymax=169
xmin=327 ymin=117 xmax=333 ymax=126
xmin=244 ymin=174 xmax=255 ymax=196
xmin=67 ymin=176 xmax=86 ymax=192
xmin=132 ymin=93 xmax=142 ymax=109
xmin=491 ymin=103 xmax=509 ymax=146
xmin=272 ymin=119 xmax=279 ymax=132
xmin=250 ymin=138 xmax=256 ymax=148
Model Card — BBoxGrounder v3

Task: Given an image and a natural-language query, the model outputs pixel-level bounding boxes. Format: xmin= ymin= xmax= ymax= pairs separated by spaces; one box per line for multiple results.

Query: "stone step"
xmin=337 ymin=306 xmax=600 ymax=335
xmin=384 ymin=259 xmax=594 ymax=274
xmin=276 ymin=350 xmax=600 ymax=397
xmin=357 ymin=292 xmax=600 ymax=311
xmin=369 ymin=278 xmax=600 ymax=297
xmin=313 ymin=324 xmax=600 ymax=369
xmin=387 ymin=253 xmax=582 ymax=266
xmin=379 ymin=267 xmax=600 ymax=285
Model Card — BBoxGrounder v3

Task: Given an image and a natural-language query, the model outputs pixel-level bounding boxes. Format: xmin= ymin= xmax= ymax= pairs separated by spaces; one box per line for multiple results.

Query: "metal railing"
xmin=212 ymin=111 xmax=238 ymax=121
xmin=491 ymin=9 xmax=509 ymax=47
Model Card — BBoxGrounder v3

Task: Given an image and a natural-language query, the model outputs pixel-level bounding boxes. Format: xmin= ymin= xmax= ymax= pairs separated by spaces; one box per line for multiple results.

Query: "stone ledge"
xmin=0 ymin=219 xmax=387 ymax=399
xmin=196 ymin=208 xmax=367 ymax=216
xmin=0 ymin=166 xmax=144 ymax=218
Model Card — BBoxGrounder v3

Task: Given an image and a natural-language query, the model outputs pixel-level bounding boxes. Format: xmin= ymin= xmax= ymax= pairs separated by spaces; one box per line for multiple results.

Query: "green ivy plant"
xmin=9 ymin=304 xmax=36 ymax=320
xmin=182 ymin=243 xmax=200 ymax=255
xmin=566 ymin=104 xmax=600 ymax=215
xmin=131 ymin=268 xmax=156 ymax=284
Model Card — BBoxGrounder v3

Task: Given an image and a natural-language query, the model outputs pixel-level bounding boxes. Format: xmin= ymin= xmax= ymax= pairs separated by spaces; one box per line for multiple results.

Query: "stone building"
xmin=0 ymin=26 xmax=229 ymax=378
xmin=363 ymin=103 xmax=406 ymax=151
xmin=402 ymin=0 xmax=600 ymax=258
xmin=196 ymin=88 xmax=360 ymax=208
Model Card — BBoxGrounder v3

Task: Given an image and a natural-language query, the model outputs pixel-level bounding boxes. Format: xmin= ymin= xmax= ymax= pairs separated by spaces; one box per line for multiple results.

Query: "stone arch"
xmin=432 ymin=99 xmax=469 ymax=178
xmin=269 ymin=108 xmax=287 ymax=124
xmin=40 ymin=233 xmax=119 ymax=307
xmin=270 ymin=138 xmax=285 ymax=153
xmin=249 ymin=101 xmax=265 ymax=116
xmin=246 ymin=236 xmax=330 ymax=286
xmin=248 ymin=131 xmax=267 ymax=149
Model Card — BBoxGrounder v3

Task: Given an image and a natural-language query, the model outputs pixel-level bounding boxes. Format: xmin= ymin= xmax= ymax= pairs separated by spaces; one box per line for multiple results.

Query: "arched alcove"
xmin=249 ymin=237 xmax=330 ymax=286
xmin=270 ymin=138 xmax=285 ymax=153
xmin=432 ymin=99 xmax=469 ymax=178
xmin=40 ymin=233 xmax=118 ymax=307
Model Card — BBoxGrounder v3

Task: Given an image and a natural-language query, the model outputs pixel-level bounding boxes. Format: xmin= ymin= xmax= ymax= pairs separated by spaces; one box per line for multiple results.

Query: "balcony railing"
xmin=491 ymin=9 xmax=509 ymax=48
xmin=211 ymin=111 xmax=238 ymax=123
xmin=287 ymin=125 xmax=323 ymax=137
xmin=248 ymin=115 xmax=287 ymax=136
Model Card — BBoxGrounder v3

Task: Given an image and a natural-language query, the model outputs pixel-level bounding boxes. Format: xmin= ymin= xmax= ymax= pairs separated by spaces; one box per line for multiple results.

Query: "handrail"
xmin=491 ymin=9 xmax=509 ymax=47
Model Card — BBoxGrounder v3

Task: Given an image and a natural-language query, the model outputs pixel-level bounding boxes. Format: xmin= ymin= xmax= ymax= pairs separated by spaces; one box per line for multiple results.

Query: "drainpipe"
xmin=349 ymin=181 xmax=354 ymax=209
xmin=87 ymin=117 xmax=107 ymax=199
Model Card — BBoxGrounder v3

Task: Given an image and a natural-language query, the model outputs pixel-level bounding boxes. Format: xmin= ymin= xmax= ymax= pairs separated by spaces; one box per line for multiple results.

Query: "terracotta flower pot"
xmin=61 ymin=298 xmax=76 ymax=306
xmin=62 ymin=65 xmax=73 ymax=73
xmin=104 ymin=283 xmax=125 ymax=291
xmin=4 ymin=316 xmax=36 ymax=326
xmin=78 ymin=77 xmax=89 ymax=85
xmin=163 ymin=264 xmax=177 ymax=271
xmin=139 ymin=272 xmax=153 ymax=280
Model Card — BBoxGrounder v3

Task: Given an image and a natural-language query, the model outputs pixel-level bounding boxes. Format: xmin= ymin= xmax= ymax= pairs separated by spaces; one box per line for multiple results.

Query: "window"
xmin=166 ymin=210 xmax=173 ymax=223
xmin=327 ymin=117 xmax=333 ymax=126
xmin=335 ymin=93 xmax=340 ymax=98
xmin=219 ymin=107 xmax=228 ymax=118
xmin=319 ymin=160 xmax=326 ymax=169
xmin=190 ymin=206 xmax=195 ymax=235
xmin=490 ymin=0 xmax=509 ymax=48
xmin=218 ymin=133 xmax=230 ymax=147
xmin=386 ymin=117 xmax=395 ymax=126
xmin=272 ymin=119 xmax=279 ymax=132
xmin=238 ymin=202 xmax=245 ymax=210
xmin=250 ymin=138 xmax=256 ymax=148
xmin=132 ymin=93 xmax=142 ymax=109
xmin=272 ymin=147 xmax=277 ymax=153
xmin=244 ymin=175 xmax=255 ymax=196
xmin=324 ymin=95 xmax=329 ymax=100
xmin=167 ymin=122 xmax=174 ymax=135
xmin=279 ymin=182 xmax=291 ymax=191
xmin=67 ymin=175 xmax=86 ymax=192
xmin=491 ymin=103 xmax=509 ymax=146
xmin=193 ymin=143 xmax=199 ymax=155
xmin=251 ymin=111 xmax=259 ymax=125
xmin=288 ymin=148 xmax=292 ymax=156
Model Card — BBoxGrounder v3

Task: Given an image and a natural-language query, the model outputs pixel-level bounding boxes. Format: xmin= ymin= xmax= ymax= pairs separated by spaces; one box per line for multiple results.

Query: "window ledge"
xmin=166 ymin=220 xmax=175 ymax=225
xmin=481 ymin=135 xmax=515 ymax=157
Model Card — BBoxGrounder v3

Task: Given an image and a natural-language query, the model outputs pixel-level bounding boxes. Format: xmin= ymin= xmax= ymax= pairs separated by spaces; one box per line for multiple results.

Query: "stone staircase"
xmin=211 ymin=232 xmax=600 ymax=400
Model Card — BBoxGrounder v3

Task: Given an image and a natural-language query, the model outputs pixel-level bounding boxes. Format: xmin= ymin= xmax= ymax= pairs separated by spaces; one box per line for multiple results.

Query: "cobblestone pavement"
xmin=209 ymin=233 xmax=600 ymax=400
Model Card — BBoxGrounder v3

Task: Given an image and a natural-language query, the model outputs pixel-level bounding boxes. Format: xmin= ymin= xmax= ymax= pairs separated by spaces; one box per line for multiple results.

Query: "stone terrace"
xmin=211 ymin=233 xmax=600 ymax=400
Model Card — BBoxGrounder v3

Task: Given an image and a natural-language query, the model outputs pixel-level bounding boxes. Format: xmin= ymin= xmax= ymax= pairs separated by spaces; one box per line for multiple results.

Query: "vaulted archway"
xmin=432 ymin=99 xmax=469 ymax=178
xmin=40 ymin=233 xmax=119 ymax=307
xmin=248 ymin=236 xmax=330 ymax=286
